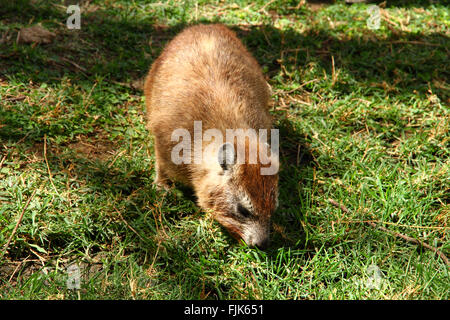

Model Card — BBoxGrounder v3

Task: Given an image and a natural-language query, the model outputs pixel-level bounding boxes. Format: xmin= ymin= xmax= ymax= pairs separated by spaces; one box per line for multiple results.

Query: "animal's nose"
xmin=250 ymin=237 xmax=269 ymax=250
xmin=256 ymin=237 xmax=270 ymax=249
xmin=243 ymin=226 xmax=270 ymax=249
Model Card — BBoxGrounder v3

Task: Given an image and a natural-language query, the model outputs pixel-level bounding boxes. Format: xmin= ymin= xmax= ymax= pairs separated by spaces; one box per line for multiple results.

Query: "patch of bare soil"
xmin=17 ymin=24 xmax=56 ymax=44
xmin=22 ymin=132 xmax=116 ymax=163
xmin=67 ymin=137 xmax=116 ymax=161
xmin=307 ymin=0 xmax=335 ymax=11
xmin=0 ymin=253 xmax=105 ymax=289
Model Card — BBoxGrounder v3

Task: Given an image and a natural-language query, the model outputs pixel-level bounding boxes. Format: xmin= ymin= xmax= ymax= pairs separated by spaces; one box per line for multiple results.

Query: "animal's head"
xmin=199 ymin=141 xmax=279 ymax=248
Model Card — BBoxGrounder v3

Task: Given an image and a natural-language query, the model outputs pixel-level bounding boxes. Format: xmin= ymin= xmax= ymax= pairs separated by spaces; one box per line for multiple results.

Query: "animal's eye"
xmin=237 ymin=203 xmax=252 ymax=218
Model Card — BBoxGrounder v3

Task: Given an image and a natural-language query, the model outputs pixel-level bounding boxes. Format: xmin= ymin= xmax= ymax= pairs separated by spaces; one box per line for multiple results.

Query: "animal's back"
xmin=143 ymin=24 xmax=279 ymax=248
xmin=144 ymin=24 xmax=272 ymax=134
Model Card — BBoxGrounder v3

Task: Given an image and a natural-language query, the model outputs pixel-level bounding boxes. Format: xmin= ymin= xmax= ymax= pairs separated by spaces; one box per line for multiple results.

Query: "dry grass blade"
xmin=1 ymin=189 xmax=38 ymax=259
xmin=44 ymin=134 xmax=60 ymax=197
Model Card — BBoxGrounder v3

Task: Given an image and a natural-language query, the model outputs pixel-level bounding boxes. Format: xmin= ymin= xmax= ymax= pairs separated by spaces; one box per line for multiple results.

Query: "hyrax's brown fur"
xmin=144 ymin=24 xmax=279 ymax=248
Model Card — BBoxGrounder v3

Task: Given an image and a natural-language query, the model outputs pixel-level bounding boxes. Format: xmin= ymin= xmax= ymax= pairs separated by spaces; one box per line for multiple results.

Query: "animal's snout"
xmin=255 ymin=237 xmax=270 ymax=249
xmin=244 ymin=230 xmax=270 ymax=249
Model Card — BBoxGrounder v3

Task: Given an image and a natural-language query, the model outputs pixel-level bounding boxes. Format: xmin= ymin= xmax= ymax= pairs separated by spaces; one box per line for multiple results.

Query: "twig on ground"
xmin=59 ymin=56 xmax=87 ymax=72
xmin=1 ymin=189 xmax=38 ymax=258
xmin=8 ymin=255 xmax=30 ymax=283
xmin=327 ymin=198 xmax=449 ymax=266
xmin=258 ymin=0 xmax=276 ymax=13
xmin=331 ymin=55 xmax=337 ymax=86
xmin=340 ymin=219 xmax=447 ymax=230
xmin=388 ymin=40 xmax=442 ymax=47
xmin=0 ymin=154 xmax=7 ymax=170
xmin=43 ymin=134 xmax=60 ymax=197
xmin=3 ymin=96 xmax=26 ymax=102
xmin=274 ymin=79 xmax=320 ymax=95
xmin=113 ymin=205 xmax=146 ymax=242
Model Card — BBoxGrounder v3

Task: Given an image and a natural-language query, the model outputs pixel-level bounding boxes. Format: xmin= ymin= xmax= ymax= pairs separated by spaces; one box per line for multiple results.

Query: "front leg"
xmin=153 ymin=158 xmax=172 ymax=191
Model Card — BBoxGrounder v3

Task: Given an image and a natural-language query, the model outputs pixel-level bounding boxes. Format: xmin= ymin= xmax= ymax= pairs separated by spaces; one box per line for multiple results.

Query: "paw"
xmin=153 ymin=178 xmax=171 ymax=191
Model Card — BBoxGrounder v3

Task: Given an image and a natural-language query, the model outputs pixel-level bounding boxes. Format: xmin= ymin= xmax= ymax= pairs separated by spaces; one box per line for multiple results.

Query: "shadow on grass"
xmin=307 ymin=0 xmax=444 ymax=7
xmin=1 ymin=1 xmax=448 ymax=99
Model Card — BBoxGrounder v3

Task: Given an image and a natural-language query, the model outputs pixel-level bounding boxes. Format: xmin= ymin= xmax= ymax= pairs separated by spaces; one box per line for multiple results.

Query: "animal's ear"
xmin=217 ymin=142 xmax=235 ymax=171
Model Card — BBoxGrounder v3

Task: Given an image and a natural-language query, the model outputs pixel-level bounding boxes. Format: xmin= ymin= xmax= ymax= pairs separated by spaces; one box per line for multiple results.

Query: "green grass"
xmin=0 ymin=0 xmax=449 ymax=299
